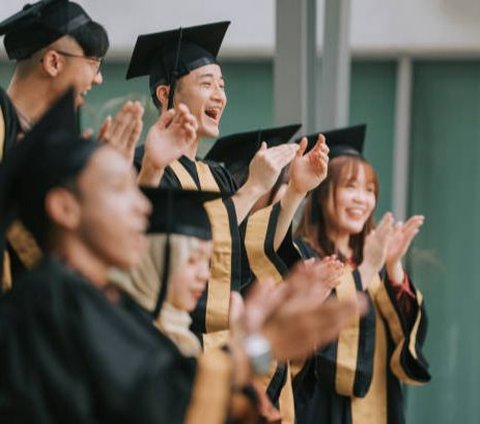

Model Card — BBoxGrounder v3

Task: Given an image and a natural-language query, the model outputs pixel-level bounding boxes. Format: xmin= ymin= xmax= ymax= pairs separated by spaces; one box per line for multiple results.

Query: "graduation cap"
xmin=126 ymin=21 xmax=230 ymax=109
xmin=296 ymin=124 xmax=366 ymax=159
xmin=0 ymin=0 xmax=92 ymax=60
xmin=140 ymin=187 xmax=221 ymax=317
xmin=204 ymin=123 xmax=302 ymax=182
xmin=0 ymin=89 xmax=99 ymax=247
xmin=141 ymin=187 xmax=220 ymax=241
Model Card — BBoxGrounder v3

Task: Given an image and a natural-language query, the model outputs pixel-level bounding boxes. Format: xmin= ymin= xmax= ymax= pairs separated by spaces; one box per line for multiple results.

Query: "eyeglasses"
xmin=54 ymin=50 xmax=103 ymax=74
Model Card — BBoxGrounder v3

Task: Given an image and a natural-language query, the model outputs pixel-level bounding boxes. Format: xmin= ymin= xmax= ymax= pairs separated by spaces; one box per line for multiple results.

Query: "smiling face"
xmin=167 ymin=236 xmax=212 ymax=312
xmin=324 ymin=157 xmax=378 ymax=237
xmin=162 ymin=63 xmax=227 ymax=139
xmin=45 ymin=36 xmax=104 ymax=108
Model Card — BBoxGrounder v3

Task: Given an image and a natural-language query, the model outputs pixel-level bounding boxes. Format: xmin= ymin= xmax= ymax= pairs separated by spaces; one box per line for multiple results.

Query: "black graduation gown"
xmin=134 ymin=147 xmax=298 ymax=422
xmin=0 ymin=256 xmax=196 ymax=423
xmin=159 ymin=154 xmax=243 ymax=342
xmin=291 ymin=238 xmax=431 ymax=424
xmin=0 ymin=87 xmax=21 ymax=158
xmin=0 ymin=87 xmax=34 ymax=289
xmin=135 ymin=148 xmax=284 ymax=349
xmin=118 ymin=284 xmax=236 ymax=424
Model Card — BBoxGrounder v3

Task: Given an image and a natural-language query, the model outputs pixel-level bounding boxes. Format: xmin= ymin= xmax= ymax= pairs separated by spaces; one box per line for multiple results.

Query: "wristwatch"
xmin=244 ymin=333 xmax=273 ymax=376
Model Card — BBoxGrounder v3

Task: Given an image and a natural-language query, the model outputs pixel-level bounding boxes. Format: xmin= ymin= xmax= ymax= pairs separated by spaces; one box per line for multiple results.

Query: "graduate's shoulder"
xmin=200 ymin=158 xmax=237 ymax=194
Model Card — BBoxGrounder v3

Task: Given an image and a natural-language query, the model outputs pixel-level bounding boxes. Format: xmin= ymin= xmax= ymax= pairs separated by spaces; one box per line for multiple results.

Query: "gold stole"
xmin=0 ymin=106 xmax=42 ymax=291
xmin=334 ymin=267 xmax=363 ymax=396
xmin=242 ymin=203 xmax=295 ymax=424
xmin=334 ymin=269 xmax=388 ymax=424
xmin=0 ymin=106 xmax=10 ymax=291
xmin=184 ymin=350 xmax=233 ymax=424
xmin=244 ymin=204 xmax=282 ymax=282
xmin=375 ymin=275 xmax=426 ymax=386
xmin=168 ymin=160 xmax=232 ymax=351
xmin=351 ymin=274 xmax=388 ymax=424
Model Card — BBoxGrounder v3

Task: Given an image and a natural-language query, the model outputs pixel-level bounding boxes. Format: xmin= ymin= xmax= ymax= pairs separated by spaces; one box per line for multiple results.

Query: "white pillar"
xmin=392 ymin=56 xmax=413 ymax=221
xmin=274 ymin=0 xmax=317 ymax=132
xmin=319 ymin=0 xmax=352 ymax=129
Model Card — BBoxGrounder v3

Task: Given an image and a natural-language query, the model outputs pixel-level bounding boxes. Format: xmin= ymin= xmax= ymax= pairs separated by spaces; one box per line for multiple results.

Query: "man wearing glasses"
xmin=0 ymin=0 xmax=108 ymax=134
xmin=0 ymin=0 xmax=110 ymax=287
xmin=0 ymin=1 xmax=197 ymax=289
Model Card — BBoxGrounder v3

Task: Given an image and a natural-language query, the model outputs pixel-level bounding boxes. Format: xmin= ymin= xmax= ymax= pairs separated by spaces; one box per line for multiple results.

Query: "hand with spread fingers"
xmin=385 ymin=215 xmax=425 ymax=286
xmin=288 ymin=134 xmax=329 ymax=195
xmin=236 ymin=264 xmax=366 ymax=362
xmin=98 ymin=100 xmax=145 ymax=164
xmin=358 ymin=212 xmax=395 ymax=289
xmin=138 ymin=103 xmax=198 ymax=185
xmin=246 ymin=142 xmax=299 ymax=196
xmin=232 ymin=142 xmax=299 ymax=223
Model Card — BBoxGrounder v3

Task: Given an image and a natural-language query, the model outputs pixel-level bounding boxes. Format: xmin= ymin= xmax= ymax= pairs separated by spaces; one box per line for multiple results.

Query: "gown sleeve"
xmin=0 ymin=258 xmax=198 ymax=423
xmin=373 ymin=272 xmax=431 ymax=385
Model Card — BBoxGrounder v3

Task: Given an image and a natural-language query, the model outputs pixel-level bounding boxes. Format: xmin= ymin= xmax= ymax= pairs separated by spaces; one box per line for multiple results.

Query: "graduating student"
xmin=0 ymin=0 xmax=116 ymax=287
xmin=113 ymin=186 xmax=364 ymax=423
xmin=292 ymin=125 xmax=431 ymax=424
xmin=125 ymin=22 xmax=330 ymax=366
xmin=0 ymin=0 xmax=109 ymax=145
xmin=0 ymin=90 xmax=220 ymax=424
xmin=0 ymin=1 xmax=200 ymax=288
xmin=205 ymin=124 xmax=347 ymax=421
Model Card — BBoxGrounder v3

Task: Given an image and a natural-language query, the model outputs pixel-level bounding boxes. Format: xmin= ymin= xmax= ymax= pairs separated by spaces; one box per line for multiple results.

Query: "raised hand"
xmin=138 ymin=103 xmax=198 ymax=185
xmin=385 ymin=214 xmax=424 ymax=285
xmin=288 ymin=135 xmax=329 ymax=195
xmin=358 ymin=212 xmax=395 ymax=289
xmin=241 ymin=264 xmax=366 ymax=362
xmin=144 ymin=103 xmax=197 ymax=168
xmin=302 ymin=255 xmax=344 ymax=301
xmin=246 ymin=142 xmax=299 ymax=196
xmin=98 ymin=100 xmax=144 ymax=164
xmin=386 ymin=215 xmax=424 ymax=266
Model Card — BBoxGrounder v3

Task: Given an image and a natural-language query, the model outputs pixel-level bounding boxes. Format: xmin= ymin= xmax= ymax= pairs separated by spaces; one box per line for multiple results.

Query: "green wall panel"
xmin=0 ymin=61 xmax=13 ymax=87
xmin=406 ymin=61 xmax=480 ymax=424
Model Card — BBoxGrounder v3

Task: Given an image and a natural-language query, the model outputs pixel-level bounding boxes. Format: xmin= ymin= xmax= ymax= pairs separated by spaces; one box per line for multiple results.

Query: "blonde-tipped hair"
xmin=114 ymin=234 xmax=200 ymax=315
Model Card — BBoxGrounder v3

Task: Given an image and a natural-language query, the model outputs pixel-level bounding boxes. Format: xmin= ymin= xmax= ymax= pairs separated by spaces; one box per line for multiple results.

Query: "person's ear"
xmin=45 ymin=188 xmax=81 ymax=231
xmin=155 ymin=85 xmax=170 ymax=109
xmin=40 ymin=49 xmax=64 ymax=77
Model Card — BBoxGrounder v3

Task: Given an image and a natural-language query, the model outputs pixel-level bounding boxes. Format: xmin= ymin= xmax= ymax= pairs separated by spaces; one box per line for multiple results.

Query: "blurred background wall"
xmin=2 ymin=1 xmax=480 ymax=422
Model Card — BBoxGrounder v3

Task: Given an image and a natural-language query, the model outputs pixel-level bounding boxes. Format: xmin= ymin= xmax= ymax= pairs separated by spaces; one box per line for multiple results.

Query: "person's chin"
xmin=347 ymin=224 xmax=365 ymax=235
xmin=200 ymin=123 xmax=220 ymax=139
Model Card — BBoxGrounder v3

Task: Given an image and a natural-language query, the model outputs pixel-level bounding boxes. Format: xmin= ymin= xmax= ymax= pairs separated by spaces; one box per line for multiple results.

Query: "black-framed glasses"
xmin=54 ymin=50 xmax=103 ymax=74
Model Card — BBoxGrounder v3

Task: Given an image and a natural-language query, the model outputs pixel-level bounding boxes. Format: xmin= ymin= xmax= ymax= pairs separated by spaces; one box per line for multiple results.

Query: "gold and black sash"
xmin=168 ymin=160 xmax=237 ymax=351
xmin=243 ymin=201 xmax=296 ymax=424
xmin=374 ymin=277 xmax=430 ymax=385
xmin=184 ymin=350 xmax=233 ymax=424
xmin=0 ymin=104 xmax=42 ymax=290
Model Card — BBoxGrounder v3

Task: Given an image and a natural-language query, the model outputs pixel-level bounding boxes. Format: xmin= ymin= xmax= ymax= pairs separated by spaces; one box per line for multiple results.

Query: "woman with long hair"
xmin=293 ymin=125 xmax=431 ymax=424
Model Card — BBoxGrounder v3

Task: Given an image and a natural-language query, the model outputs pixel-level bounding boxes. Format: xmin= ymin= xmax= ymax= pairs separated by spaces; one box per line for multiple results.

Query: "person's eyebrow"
xmin=197 ymin=73 xmax=224 ymax=81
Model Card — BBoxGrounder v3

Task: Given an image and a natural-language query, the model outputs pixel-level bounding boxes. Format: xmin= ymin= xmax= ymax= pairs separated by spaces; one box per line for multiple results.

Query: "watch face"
xmin=245 ymin=334 xmax=272 ymax=375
